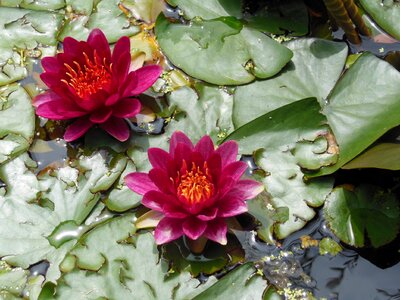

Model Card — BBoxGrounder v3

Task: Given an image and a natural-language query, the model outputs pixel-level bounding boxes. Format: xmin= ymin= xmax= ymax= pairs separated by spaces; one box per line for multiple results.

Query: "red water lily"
xmin=34 ymin=29 xmax=162 ymax=142
xmin=125 ymin=131 xmax=264 ymax=245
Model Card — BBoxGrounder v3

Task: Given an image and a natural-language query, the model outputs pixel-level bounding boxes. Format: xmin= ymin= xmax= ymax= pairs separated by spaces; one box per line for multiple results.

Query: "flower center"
xmin=61 ymin=51 xmax=112 ymax=99
xmin=177 ymin=161 xmax=214 ymax=205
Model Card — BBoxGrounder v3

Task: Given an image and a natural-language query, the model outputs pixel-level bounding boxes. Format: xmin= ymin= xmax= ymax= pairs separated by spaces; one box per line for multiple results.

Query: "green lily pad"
xmin=0 ymin=8 xmax=62 ymax=85
xmin=255 ymin=149 xmax=333 ymax=238
xmin=193 ymin=263 xmax=267 ymax=300
xmin=319 ymin=237 xmax=342 ymax=256
xmin=233 ymin=38 xmax=348 ymax=127
xmin=359 ymin=0 xmax=400 ymax=40
xmin=319 ymin=53 xmax=400 ymax=175
xmin=0 ymin=84 xmax=34 ymax=166
xmin=40 ymin=216 xmax=217 ymax=299
xmin=226 ymin=98 xmax=335 ymax=237
xmin=343 ymin=143 xmax=400 ymax=170
xmin=120 ymin=0 xmax=165 ymax=23
xmin=166 ymin=0 xmax=242 ymax=20
xmin=156 ymin=14 xmax=293 ymax=85
xmin=104 ymin=159 xmax=142 ymax=212
xmin=0 ymin=261 xmax=28 ymax=298
xmin=59 ymin=0 xmax=139 ymax=43
xmin=247 ymin=192 xmax=289 ymax=244
xmin=0 ymin=153 xmax=126 ymax=282
xmin=0 ymin=0 xmax=65 ymax=10
xmin=324 ymin=185 xmax=400 ymax=248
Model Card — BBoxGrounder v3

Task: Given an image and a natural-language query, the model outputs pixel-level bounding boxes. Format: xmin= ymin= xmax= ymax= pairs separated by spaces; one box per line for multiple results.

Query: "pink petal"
xmin=40 ymin=72 xmax=63 ymax=89
xmin=148 ymin=168 xmax=175 ymax=195
xmin=148 ymin=148 xmax=171 ymax=170
xmin=112 ymin=36 xmax=130 ymax=66
xmin=41 ymin=56 xmax=61 ymax=73
xmin=216 ymin=140 xmax=239 ymax=167
xmin=36 ymin=99 xmax=87 ymax=120
xmin=113 ymin=51 xmax=131 ymax=84
xmin=89 ymin=108 xmax=112 ymax=123
xmin=164 ymin=204 xmax=188 ymax=218
xmin=64 ymin=118 xmax=93 ymax=142
xmin=169 ymin=131 xmax=194 ymax=154
xmin=234 ymin=179 xmax=264 ymax=200
xmin=173 ymin=142 xmax=193 ymax=166
xmin=221 ymin=161 xmax=247 ymax=182
xmin=87 ymin=28 xmax=111 ymax=61
xmin=62 ymin=36 xmax=81 ymax=56
xmin=100 ymin=116 xmax=130 ymax=141
xmin=112 ymin=98 xmax=141 ymax=118
xmin=105 ymin=94 xmax=120 ymax=106
xmin=207 ymin=153 xmax=222 ymax=180
xmin=183 ymin=218 xmax=207 ymax=240
xmin=142 ymin=190 xmax=165 ymax=211
xmin=154 ymin=217 xmax=184 ymax=244
xmin=125 ymin=172 xmax=158 ymax=195
xmin=75 ymin=90 xmax=108 ymax=111
xmin=217 ymin=197 xmax=248 ymax=218
xmin=194 ymin=135 xmax=215 ymax=160
xmin=203 ymin=219 xmax=228 ymax=245
xmin=33 ymin=91 xmax=61 ymax=107
xmin=197 ymin=207 xmax=218 ymax=221
xmin=122 ymin=65 xmax=163 ymax=97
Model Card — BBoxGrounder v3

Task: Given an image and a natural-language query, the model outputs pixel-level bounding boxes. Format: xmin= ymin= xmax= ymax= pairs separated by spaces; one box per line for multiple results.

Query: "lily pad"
xmin=226 ymin=98 xmax=335 ymax=237
xmin=324 ymin=185 xmax=400 ymax=248
xmin=120 ymin=0 xmax=165 ymax=23
xmin=343 ymin=143 xmax=400 ymax=170
xmin=359 ymin=0 xmax=400 ymax=40
xmin=255 ymin=149 xmax=333 ymax=238
xmin=59 ymin=0 xmax=139 ymax=43
xmin=319 ymin=53 xmax=400 ymax=175
xmin=156 ymin=14 xmax=293 ymax=85
xmin=0 ymin=153 xmax=126 ymax=282
xmin=40 ymin=216 xmax=217 ymax=299
xmin=0 ymin=0 xmax=65 ymax=10
xmin=319 ymin=237 xmax=342 ymax=256
xmin=0 ymin=7 xmax=62 ymax=85
xmin=0 ymin=84 xmax=34 ymax=166
xmin=193 ymin=263 xmax=267 ymax=300
xmin=233 ymin=38 xmax=348 ymax=127
xmin=166 ymin=0 xmax=242 ymax=20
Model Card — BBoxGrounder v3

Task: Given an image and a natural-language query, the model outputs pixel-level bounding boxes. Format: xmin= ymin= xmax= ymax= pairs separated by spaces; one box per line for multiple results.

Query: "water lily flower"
xmin=125 ymin=131 xmax=264 ymax=245
xmin=34 ymin=29 xmax=162 ymax=142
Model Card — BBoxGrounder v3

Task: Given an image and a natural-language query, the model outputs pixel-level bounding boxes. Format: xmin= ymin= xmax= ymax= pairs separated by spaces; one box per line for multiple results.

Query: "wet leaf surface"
xmin=156 ymin=14 xmax=293 ymax=85
xmin=324 ymin=185 xmax=400 ymax=247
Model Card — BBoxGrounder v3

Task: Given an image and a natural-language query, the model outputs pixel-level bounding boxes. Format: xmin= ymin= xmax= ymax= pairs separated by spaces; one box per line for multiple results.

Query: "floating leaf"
xmin=0 ymin=153 xmax=126 ymax=282
xmin=0 ymin=7 xmax=62 ymax=85
xmin=343 ymin=143 xmax=400 ymax=170
xmin=0 ymin=0 xmax=65 ymax=10
xmin=156 ymin=14 xmax=292 ymax=85
xmin=227 ymin=98 xmax=334 ymax=237
xmin=319 ymin=237 xmax=342 ymax=256
xmin=193 ymin=263 xmax=267 ymax=300
xmin=0 ymin=84 xmax=34 ymax=165
xmin=59 ymin=0 xmax=139 ymax=43
xmin=255 ymin=149 xmax=333 ymax=238
xmin=166 ymin=0 xmax=242 ymax=20
xmin=324 ymin=185 xmax=400 ymax=248
xmin=40 ymin=216 xmax=216 ymax=299
xmin=247 ymin=192 xmax=289 ymax=244
xmin=120 ymin=0 xmax=165 ymax=23
xmin=0 ymin=261 xmax=28 ymax=298
xmin=233 ymin=38 xmax=348 ymax=127
xmin=359 ymin=0 xmax=400 ymax=40
xmin=318 ymin=53 xmax=400 ymax=175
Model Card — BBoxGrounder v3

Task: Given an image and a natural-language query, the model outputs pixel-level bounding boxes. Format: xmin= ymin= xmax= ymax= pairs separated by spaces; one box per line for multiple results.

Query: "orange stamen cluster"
xmin=61 ymin=51 xmax=111 ymax=99
xmin=177 ymin=161 xmax=214 ymax=205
